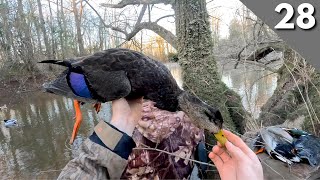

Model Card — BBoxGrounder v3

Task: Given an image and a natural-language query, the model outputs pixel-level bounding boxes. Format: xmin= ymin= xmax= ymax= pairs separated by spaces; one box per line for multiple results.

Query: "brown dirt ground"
xmin=0 ymin=76 xmax=47 ymax=106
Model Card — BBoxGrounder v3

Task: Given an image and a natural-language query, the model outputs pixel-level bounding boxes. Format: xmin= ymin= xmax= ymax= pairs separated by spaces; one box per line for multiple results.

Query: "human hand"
xmin=110 ymin=97 xmax=143 ymax=136
xmin=209 ymin=130 xmax=263 ymax=180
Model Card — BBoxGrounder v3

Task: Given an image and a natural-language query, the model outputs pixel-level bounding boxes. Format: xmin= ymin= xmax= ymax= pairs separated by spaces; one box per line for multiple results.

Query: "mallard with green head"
xmin=39 ymin=48 xmax=224 ymax=144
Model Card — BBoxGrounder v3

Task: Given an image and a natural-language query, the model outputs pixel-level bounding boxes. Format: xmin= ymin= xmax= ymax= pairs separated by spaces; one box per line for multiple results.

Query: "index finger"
xmin=223 ymin=130 xmax=259 ymax=162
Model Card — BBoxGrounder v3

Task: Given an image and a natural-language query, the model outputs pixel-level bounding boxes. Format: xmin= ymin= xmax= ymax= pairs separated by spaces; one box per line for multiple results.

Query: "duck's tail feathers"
xmin=38 ymin=60 xmax=71 ymax=67
xmin=43 ymin=70 xmax=72 ymax=95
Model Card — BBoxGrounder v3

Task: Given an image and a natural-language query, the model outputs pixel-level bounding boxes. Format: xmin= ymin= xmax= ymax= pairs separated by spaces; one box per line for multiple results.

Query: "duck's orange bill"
xmin=70 ymin=100 xmax=83 ymax=144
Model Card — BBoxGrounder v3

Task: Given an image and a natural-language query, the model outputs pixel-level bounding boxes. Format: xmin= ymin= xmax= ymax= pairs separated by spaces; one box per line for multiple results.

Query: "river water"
xmin=0 ymin=62 xmax=278 ymax=179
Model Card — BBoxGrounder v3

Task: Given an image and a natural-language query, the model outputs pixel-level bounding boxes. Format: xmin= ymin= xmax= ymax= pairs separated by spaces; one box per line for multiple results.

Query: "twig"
xmin=36 ymin=169 xmax=62 ymax=176
xmin=283 ymin=62 xmax=315 ymax=134
xmin=260 ymin=159 xmax=285 ymax=180
xmin=235 ymin=40 xmax=284 ymax=69
xmin=116 ymin=40 xmax=128 ymax=48
xmin=64 ymin=137 xmax=72 ymax=151
xmin=237 ymin=60 xmax=278 ymax=73
xmin=133 ymin=147 xmax=216 ymax=168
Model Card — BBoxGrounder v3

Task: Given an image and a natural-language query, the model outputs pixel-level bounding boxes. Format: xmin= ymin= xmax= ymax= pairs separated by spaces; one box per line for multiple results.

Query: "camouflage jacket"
xmin=58 ymin=101 xmax=204 ymax=179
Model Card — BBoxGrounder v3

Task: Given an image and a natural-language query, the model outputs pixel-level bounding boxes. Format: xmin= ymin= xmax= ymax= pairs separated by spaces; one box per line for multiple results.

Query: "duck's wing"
xmin=83 ymin=69 xmax=131 ymax=102
xmin=69 ymin=50 xmax=137 ymax=102
xmin=268 ymin=126 xmax=293 ymax=143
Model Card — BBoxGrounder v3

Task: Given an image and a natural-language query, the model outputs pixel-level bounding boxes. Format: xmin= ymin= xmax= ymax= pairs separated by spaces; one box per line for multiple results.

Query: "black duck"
xmin=39 ymin=48 xmax=223 ymax=143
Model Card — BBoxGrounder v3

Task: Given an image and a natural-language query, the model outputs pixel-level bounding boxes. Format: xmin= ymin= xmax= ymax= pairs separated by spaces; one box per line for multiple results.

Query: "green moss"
xmin=174 ymin=0 xmax=246 ymax=135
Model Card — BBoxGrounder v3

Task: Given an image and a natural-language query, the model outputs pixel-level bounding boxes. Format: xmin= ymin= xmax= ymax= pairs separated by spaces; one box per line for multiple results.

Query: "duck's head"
xmin=177 ymin=92 xmax=223 ymax=134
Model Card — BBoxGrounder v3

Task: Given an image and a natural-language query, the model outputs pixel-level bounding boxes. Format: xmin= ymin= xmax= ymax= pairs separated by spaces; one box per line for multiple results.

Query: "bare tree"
xmin=37 ymin=0 xmax=53 ymax=59
xmin=72 ymin=0 xmax=85 ymax=55
xmin=17 ymin=0 xmax=36 ymax=73
xmin=100 ymin=0 xmax=246 ymax=129
xmin=98 ymin=0 xmax=247 ymax=178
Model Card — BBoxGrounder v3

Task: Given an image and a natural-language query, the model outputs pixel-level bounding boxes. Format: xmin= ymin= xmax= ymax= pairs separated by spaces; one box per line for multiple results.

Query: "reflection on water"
xmin=0 ymin=62 xmax=277 ymax=178
xmin=0 ymin=92 xmax=111 ymax=179
xmin=221 ymin=67 xmax=277 ymax=118
xmin=165 ymin=62 xmax=278 ymax=118
xmin=165 ymin=63 xmax=183 ymax=89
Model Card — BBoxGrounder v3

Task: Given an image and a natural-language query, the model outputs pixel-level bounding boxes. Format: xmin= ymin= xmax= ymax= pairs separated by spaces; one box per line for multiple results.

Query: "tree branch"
xmin=84 ymin=0 xmax=128 ymax=36
xmin=100 ymin=0 xmax=172 ymax=8
xmin=155 ymin=14 xmax=174 ymax=23
xmin=135 ymin=5 xmax=147 ymax=26
xmin=127 ymin=22 xmax=177 ymax=49
xmin=234 ymin=40 xmax=284 ymax=69
xmin=86 ymin=0 xmax=177 ymax=49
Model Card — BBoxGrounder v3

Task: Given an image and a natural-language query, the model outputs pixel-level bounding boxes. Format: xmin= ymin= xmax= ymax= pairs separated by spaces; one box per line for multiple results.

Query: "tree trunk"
xmin=37 ymin=0 xmax=52 ymax=59
xmin=57 ymin=0 xmax=65 ymax=59
xmin=173 ymin=0 xmax=246 ymax=133
xmin=17 ymin=0 xmax=36 ymax=74
xmin=72 ymin=0 xmax=85 ymax=55
xmin=0 ymin=0 xmax=13 ymax=62
xmin=47 ymin=0 xmax=56 ymax=58
xmin=172 ymin=0 xmax=247 ymax=178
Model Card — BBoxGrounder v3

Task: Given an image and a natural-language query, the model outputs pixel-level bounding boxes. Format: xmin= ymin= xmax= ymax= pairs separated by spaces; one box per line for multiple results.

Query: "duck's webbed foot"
xmin=70 ymin=100 xmax=83 ymax=144
xmin=255 ymin=147 xmax=265 ymax=154
xmin=93 ymin=103 xmax=101 ymax=113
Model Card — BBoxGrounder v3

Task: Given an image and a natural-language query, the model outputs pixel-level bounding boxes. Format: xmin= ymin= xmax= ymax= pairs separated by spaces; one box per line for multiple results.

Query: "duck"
xmin=258 ymin=126 xmax=300 ymax=164
xmin=4 ymin=119 xmax=17 ymax=128
xmin=39 ymin=48 xmax=223 ymax=144
xmin=255 ymin=126 xmax=320 ymax=167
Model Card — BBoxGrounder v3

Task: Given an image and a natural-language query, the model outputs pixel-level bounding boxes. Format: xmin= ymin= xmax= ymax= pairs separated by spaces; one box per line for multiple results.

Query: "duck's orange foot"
xmin=255 ymin=147 xmax=265 ymax=154
xmin=93 ymin=103 xmax=101 ymax=113
xmin=70 ymin=100 xmax=83 ymax=144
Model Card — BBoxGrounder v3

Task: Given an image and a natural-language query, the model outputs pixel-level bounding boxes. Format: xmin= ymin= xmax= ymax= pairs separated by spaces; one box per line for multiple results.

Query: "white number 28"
xmin=275 ymin=3 xmax=316 ymax=30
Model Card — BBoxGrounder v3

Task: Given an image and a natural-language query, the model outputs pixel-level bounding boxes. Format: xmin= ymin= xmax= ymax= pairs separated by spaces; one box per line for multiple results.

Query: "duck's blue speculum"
xmin=69 ymin=72 xmax=92 ymax=98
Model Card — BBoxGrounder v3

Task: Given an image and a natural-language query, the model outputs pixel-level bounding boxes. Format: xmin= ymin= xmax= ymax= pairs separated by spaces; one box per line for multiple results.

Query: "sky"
xmin=38 ymin=0 xmax=246 ymax=46
xmin=89 ymin=0 xmax=245 ymax=39
xmin=207 ymin=0 xmax=244 ymax=38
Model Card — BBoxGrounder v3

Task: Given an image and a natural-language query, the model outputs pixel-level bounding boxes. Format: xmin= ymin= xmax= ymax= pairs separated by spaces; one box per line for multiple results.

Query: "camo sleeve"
xmin=57 ymin=121 xmax=136 ymax=179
